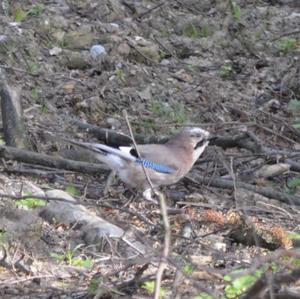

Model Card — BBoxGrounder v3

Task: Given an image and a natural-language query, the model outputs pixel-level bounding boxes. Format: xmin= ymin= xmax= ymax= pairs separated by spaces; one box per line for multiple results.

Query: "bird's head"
xmin=183 ymin=127 xmax=211 ymax=163
xmin=183 ymin=127 xmax=210 ymax=149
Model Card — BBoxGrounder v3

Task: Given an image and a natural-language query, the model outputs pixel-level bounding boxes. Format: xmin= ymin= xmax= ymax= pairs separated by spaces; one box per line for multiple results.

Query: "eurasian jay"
xmin=68 ymin=127 xmax=210 ymax=200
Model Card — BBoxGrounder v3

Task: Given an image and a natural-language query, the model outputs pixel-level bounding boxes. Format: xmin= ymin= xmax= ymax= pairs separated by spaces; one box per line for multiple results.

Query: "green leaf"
xmin=293 ymin=123 xmax=300 ymax=129
xmin=229 ymin=0 xmax=241 ymax=21
xmin=288 ymin=99 xmax=300 ymax=115
xmin=142 ymin=281 xmax=155 ymax=294
xmin=0 ymin=229 xmax=6 ymax=244
xmin=278 ymin=38 xmax=297 ymax=54
xmin=232 ymin=274 xmax=256 ymax=290
xmin=88 ymin=277 xmax=102 ymax=294
xmin=182 ymin=24 xmax=199 ymax=38
xmin=72 ymin=257 xmax=93 ymax=268
xmin=26 ymin=4 xmax=44 ymax=17
xmin=219 ymin=64 xmax=234 ymax=78
xmin=14 ymin=6 xmax=27 ymax=22
xmin=65 ymin=185 xmax=79 ymax=196
xmin=224 ymin=268 xmax=264 ymax=298
xmin=183 ymin=263 xmax=195 ymax=275
xmin=287 ymin=178 xmax=300 ymax=188
xmin=31 ymin=87 xmax=40 ymax=102
xmin=142 ymin=281 xmax=166 ymax=298
xmin=50 ymin=252 xmax=65 ymax=263
xmin=16 ymin=197 xmax=46 ymax=208
xmin=288 ymin=232 xmax=300 ymax=240
xmin=223 ymin=274 xmax=232 ymax=282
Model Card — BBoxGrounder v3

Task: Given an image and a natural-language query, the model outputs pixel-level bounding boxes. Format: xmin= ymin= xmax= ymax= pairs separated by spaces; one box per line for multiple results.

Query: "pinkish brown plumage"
xmin=69 ymin=127 xmax=210 ymax=201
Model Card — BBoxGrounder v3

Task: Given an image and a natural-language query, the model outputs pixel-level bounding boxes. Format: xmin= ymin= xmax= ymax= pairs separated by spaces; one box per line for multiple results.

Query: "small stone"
xmin=49 ymin=47 xmax=62 ymax=56
xmin=90 ymin=44 xmax=107 ymax=59
xmin=110 ymin=23 xmax=119 ymax=28
xmin=117 ymin=42 xmax=130 ymax=57
xmin=160 ymin=59 xmax=170 ymax=66
xmin=213 ymin=241 xmax=227 ymax=252
xmin=0 ymin=35 xmax=8 ymax=43
xmin=63 ymin=81 xmax=76 ymax=94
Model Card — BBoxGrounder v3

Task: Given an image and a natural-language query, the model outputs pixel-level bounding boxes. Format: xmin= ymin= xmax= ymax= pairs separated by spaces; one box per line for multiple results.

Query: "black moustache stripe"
xmin=195 ymin=139 xmax=206 ymax=149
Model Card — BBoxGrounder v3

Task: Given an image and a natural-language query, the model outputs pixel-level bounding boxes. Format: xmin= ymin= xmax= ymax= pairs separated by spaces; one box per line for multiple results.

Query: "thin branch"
xmin=271 ymin=30 xmax=300 ymax=41
xmin=123 ymin=110 xmax=155 ymax=193
xmin=122 ymin=111 xmax=171 ymax=299
xmin=155 ymin=191 xmax=171 ymax=299
xmin=137 ymin=2 xmax=165 ymax=19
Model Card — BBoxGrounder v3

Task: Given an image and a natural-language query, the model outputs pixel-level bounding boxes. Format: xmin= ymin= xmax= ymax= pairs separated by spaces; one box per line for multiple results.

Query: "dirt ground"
xmin=0 ymin=0 xmax=300 ymax=298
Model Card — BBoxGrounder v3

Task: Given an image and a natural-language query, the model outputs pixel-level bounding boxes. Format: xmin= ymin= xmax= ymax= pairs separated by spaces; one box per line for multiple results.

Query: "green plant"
xmin=27 ymin=4 xmax=44 ymax=17
xmin=31 ymin=87 xmax=40 ymax=102
xmin=159 ymin=49 xmax=167 ymax=60
xmin=14 ymin=6 xmax=27 ymax=22
xmin=65 ymin=185 xmax=79 ymax=197
xmin=288 ymin=99 xmax=300 ymax=114
xmin=224 ymin=268 xmax=265 ymax=298
xmin=0 ymin=229 xmax=6 ymax=243
xmin=229 ymin=0 xmax=241 ymax=21
xmin=292 ymin=120 xmax=300 ymax=130
xmin=50 ymin=245 xmax=93 ymax=268
xmin=16 ymin=197 xmax=46 ymax=209
xmin=149 ymin=100 xmax=188 ymax=124
xmin=278 ymin=38 xmax=297 ymax=54
xmin=116 ymin=68 xmax=125 ymax=81
xmin=201 ymin=24 xmax=211 ymax=38
xmin=41 ymin=104 xmax=49 ymax=114
xmin=14 ymin=3 xmax=44 ymax=22
xmin=219 ymin=63 xmax=234 ymax=78
xmin=160 ymin=28 xmax=170 ymax=38
xmin=142 ymin=281 xmax=166 ymax=298
xmin=183 ymin=262 xmax=195 ymax=275
xmin=288 ymin=232 xmax=300 ymax=241
xmin=287 ymin=99 xmax=300 ymax=129
xmin=281 ymin=249 xmax=300 ymax=265
xmin=27 ymin=61 xmax=40 ymax=75
xmin=88 ymin=277 xmax=102 ymax=294
xmin=287 ymin=178 xmax=300 ymax=188
xmin=182 ymin=24 xmax=199 ymax=38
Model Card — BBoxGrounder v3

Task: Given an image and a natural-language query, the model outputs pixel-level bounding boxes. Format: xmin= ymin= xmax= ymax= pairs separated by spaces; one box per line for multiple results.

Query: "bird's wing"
xmin=66 ymin=139 xmax=135 ymax=161
xmin=122 ymin=144 xmax=180 ymax=173
xmin=67 ymin=139 xmax=177 ymax=174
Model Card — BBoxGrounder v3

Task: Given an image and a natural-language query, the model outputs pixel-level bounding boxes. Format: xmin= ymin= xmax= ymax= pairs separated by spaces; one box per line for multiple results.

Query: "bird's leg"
xmin=142 ymin=188 xmax=158 ymax=204
xmin=103 ymin=170 xmax=117 ymax=195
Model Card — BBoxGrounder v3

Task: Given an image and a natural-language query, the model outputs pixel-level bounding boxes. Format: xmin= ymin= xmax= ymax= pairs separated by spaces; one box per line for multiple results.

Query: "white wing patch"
xmin=119 ymin=146 xmax=134 ymax=155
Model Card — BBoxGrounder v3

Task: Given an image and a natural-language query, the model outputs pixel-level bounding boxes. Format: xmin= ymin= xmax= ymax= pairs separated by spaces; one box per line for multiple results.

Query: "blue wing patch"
xmin=135 ymin=159 xmax=175 ymax=174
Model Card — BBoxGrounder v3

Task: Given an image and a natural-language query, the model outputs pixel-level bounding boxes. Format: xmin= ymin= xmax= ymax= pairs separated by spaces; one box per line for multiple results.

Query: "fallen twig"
xmin=189 ymin=175 xmax=300 ymax=206
xmin=72 ymin=119 xmax=166 ymax=145
xmin=0 ymin=145 xmax=108 ymax=174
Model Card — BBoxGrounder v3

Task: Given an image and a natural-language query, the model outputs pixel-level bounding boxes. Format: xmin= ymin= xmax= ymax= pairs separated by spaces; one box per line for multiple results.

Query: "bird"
xmin=67 ymin=127 xmax=211 ymax=201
